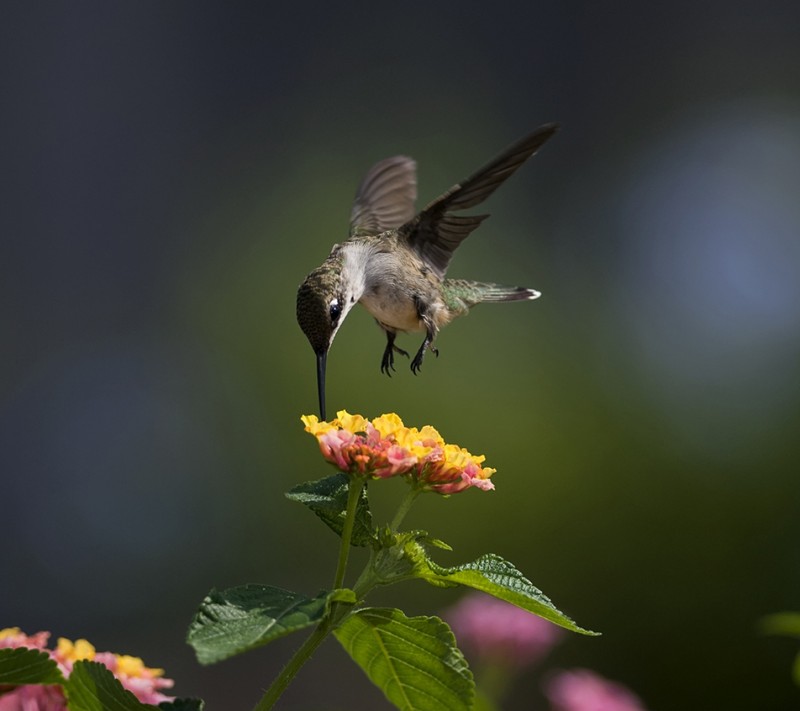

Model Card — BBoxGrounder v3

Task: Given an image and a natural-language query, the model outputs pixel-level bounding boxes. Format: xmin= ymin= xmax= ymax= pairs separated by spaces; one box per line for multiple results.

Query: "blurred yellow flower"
xmin=56 ymin=637 xmax=96 ymax=662
xmin=115 ymin=654 xmax=164 ymax=678
xmin=0 ymin=628 xmax=174 ymax=706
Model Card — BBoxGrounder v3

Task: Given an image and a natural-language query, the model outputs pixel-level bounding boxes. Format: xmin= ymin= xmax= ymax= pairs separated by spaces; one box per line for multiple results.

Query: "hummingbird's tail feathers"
xmin=442 ymin=279 xmax=541 ymax=314
xmin=350 ymin=156 xmax=418 ymax=237
xmin=405 ymin=123 xmax=558 ymax=278
xmin=476 ymin=283 xmax=542 ymax=302
xmin=470 ymin=282 xmax=541 ymax=303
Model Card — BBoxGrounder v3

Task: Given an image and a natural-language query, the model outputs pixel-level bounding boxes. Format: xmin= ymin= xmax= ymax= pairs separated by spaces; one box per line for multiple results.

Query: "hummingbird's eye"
xmin=329 ymin=301 xmax=342 ymax=323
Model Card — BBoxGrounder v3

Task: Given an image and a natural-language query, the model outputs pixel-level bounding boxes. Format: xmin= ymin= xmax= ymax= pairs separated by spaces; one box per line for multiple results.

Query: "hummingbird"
xmin=297 ymin=123 xmax=558 ymax=420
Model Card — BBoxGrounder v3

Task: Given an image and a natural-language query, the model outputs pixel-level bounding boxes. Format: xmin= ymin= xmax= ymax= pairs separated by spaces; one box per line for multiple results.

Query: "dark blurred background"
xmin=2 ymin=1 xmax=799 ymax=709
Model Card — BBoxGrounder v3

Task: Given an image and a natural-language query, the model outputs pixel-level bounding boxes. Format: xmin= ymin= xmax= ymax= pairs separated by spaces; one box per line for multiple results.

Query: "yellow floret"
xmin=371 ymin=412 xmax=405 ymax=438
xmin=57 ymin=637 xmax=96 ymax=661
xmin=394 ymin=427 xmax=437 ymax=458
xmin=301 ymin=414 xmax=335 ymax=436
xmin=115 ymin=654 xmax=164 ymax=678
xmin=334 ymin=410 xmax=368 ymax=434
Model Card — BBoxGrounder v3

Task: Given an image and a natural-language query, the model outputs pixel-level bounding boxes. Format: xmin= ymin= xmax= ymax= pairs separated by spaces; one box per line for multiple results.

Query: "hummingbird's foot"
xmin=381 ymin=332 xmax=409 ymax=376
xmin=411 ymin=340 xmax=436 ymax=375
xmin=410 ymin=303 xmax=439 ymax=375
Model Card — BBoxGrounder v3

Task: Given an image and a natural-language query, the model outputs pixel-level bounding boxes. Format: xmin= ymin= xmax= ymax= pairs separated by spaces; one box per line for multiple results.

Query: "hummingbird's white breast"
xmin=341 ymin=241 xmax=426 ymax=333
xmin=361 ymin=285 xmax=422 ymax=333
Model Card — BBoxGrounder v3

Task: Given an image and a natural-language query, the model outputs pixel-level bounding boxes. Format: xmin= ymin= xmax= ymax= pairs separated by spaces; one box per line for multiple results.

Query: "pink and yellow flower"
xmin=301 ymin=411 xmax=496 ymax=494
xmin=0 ymin=628 xmax=174 ymax=708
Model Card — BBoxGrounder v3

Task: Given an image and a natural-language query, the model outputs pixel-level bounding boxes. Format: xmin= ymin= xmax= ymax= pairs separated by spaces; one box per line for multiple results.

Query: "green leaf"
xmin=187 ymin=585 xmax=332 ymax=664
xmin=286 ymin=473 xmax=375 ymax=546
xmin=330 ymin=588 xmax=358 ymax=604
xmin=0 ymin=647 xmax=65 ymax=685
xmin=334 ymin=607 xmax=474 ymax=711
xmin=65 ymin=660 xmax=148 ymax=711
xmin=368 ymin=530 xmax=451 ymax=586
xmin=420 ymin=553 xmax=599 ymax=636
xmin=159 ymin=699 xmax=205 ymax=710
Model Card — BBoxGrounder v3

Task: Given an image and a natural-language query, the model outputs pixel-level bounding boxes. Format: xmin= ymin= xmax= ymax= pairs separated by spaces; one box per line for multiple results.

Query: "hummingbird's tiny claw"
xmin=410 ymin=347 xmax=425 ymax=375
xmin=381 ymin=345 xmax=398 ymax=376
xmin=381 ymin=332 xmax=410 ymax=377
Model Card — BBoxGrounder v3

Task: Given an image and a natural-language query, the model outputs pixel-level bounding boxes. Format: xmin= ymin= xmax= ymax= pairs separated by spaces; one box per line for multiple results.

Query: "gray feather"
xmin=350 ymin=156 xmax=417 ymax=237
xmin=403 ymin=123 xmax=558 ymax=278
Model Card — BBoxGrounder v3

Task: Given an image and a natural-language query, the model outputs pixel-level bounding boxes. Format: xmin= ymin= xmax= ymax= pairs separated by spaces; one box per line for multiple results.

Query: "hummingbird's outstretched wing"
xmin=403 ymin=123 xmax=559 ymax=278
xmin=350 ymin=156 xmax=417 ymax=237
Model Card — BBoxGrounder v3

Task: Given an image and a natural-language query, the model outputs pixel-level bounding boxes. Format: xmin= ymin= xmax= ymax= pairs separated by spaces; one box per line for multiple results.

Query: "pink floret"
xmin=0 ymin=685 xmax=66 ymax=711
xmin=545 ymin=668 xmax=648 ymax=711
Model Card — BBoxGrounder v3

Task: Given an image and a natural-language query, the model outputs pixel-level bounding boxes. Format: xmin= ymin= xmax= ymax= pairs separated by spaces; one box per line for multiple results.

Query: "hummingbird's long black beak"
xmin=316 ymin=350 xmax=327 ymax=421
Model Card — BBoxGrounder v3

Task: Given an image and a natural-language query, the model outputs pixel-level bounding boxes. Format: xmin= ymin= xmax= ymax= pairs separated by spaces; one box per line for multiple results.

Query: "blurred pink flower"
xmin=444 ymin=593 xmax=563 ymax=668
xmin=0 ymin=628 xmax=174 ymax=708
xmin=0 ymin=629 xmax=50 ymax=651
xmin=0 ymin=684 xmax=65 ymax=711
xmin=92 ymin=652 xmax=174 ymax=706
xmin=545 ymin=668 xmax=648 ymax=711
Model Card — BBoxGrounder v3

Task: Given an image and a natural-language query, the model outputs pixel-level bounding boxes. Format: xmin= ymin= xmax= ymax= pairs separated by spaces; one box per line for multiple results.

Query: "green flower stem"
xmin=474 ymin=661 xmax=514 ymax=709
xmin=351 ymin=547 xmax=380 ymax=600
xmin=333 ymin=477 xmax=366 ymax=590
xmin=253 ymin=477 xmax=365 ymax=711
xmin=390 ymin=487 xmax=420 ymax=531
xmin=252 ymin=618 xmax=332 ymax=711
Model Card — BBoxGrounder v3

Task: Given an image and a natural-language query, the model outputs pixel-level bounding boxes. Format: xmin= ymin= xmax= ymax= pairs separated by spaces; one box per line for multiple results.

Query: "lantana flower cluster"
xmin=0 ymin=627 xmax=174 ymax=709
xmin=302 ymin=411 xmax=496 ymax=494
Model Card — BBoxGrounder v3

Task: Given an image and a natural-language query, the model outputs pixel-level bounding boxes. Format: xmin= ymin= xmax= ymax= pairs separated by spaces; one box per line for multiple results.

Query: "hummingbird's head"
xmin=296 ymin=266 xmax=347 ymax=355
xmin=297 ymin=258 xmax=355 ymax=420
